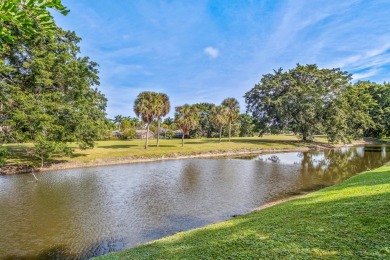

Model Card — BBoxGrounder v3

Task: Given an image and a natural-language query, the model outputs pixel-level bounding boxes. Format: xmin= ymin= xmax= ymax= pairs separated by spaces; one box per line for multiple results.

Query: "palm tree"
xmin=221 ymin=98 xmax=240 ymax=142
xmin=155 ymin=93 xmax=170 ymax=147
xmin=174 ymin=104 xmax=199 ymax=147
xmin=113 ymin=115 xmax=124 ymax=128
xmin=133 ymin=91 xmax=159 ymax=149
xmin=211 ymin=105 xmax=228 ymax=143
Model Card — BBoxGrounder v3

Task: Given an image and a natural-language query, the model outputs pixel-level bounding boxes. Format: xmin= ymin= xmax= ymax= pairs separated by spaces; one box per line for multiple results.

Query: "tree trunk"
xmin=157 ymin=118 xmax=160 ymax=147
xmin=228 ymin=121 xmax=232 ymax=142
xmin=219 ymin=126 xmax=222 ymax=143
xmin=145 ymin=124 xmax=150 ymax=149
xmin=181 ymin=131 xmax=184 ymax=147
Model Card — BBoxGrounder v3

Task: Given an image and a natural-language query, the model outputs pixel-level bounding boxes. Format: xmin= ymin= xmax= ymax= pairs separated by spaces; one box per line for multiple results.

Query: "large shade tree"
xmin=221 ymin=98 xmax=240 ymax=142
xmin=1 ymin=26 xmax=108 ymax=167
xmin=174 ymin=104 xmax=199 ymax=147
xmin=133 ymin=91 xmax=159 ymax=149
xmin=244 ymin=64 xmax=372 ymax=143
xmin=155 ymin=93 xmax=170 ymax=147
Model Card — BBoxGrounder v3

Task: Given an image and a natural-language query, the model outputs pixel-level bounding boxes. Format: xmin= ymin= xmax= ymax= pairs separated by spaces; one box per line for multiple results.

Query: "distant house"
xmin=174 ymin=130 xmax=184 ymax=138
xmin=135 ymin=130 xmax=155 ymax=139
xmin=112 ymin=130 xmax=122 ymax=137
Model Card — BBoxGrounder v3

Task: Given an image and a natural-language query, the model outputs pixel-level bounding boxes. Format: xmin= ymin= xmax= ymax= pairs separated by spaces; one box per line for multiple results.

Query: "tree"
xmin=113 ymin=115 xmax=124 ymax=128
xmin=323 ymin=83 xmax=375 ymax=143
xmin=359 ymin=81 xmax=390 ymax=138
xmin=119 ymin=118 xmax=136 ymax=139
xmin=210 ymin=106 xmax=228 ymax=142
xmin=163 ymin=117 xmax=174 ymax=127
xmin=174 ymin=104 xmax=199 ymax=147
xmin=133 ymin=91 xmax=159 ymax=149
xmin=245 ymin=64 xmax=354 ymax=142
xmin=221 ymin=98 xmax=240 ymax=142
xmin=238 ymin=113 xmax=254 ymax=137
xmin=193 ymin=103 xmax=217 ymax=138
xmin=0 ymin=27 xmax=108 ymax=166
xmin=155 ymin=93 xmax=170 ymax=147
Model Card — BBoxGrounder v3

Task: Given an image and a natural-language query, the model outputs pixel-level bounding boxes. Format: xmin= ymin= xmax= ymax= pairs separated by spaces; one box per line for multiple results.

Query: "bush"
xmin=0 ymin=146 xmax=9 ymax=166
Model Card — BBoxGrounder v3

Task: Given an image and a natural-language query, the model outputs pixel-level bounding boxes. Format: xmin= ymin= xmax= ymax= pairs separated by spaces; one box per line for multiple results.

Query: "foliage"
xmin=0 ymin=26 xmax=107 ymax=165
xmin=155 ymin=93 xmax=170 ymax=147
xmin=119 ymin=119 xmax=136 ymax=139
xmin=238 ymin=113 xmax=254 ymax=137
xmin=323 ymin=83 xmax=375 ymax=143
xmin=221 ymin=98 xmax=240 ymax=142
xmin=210 ymin=105 xmax=228 ymax=142
xmin=244 ymin=64 xmax=367 ymax=142
xmin=163 ymin=117 xmax=174 ymax=127
xmin=359 ymin=81 xmax=390 ymax=138
xmin=98 ymin=165 xmax=390 ymax=259
xmin=174 ymin=104 xmax=199 ymax=147
xmin=0 ymin=146 xmax=8 ymax=166
xmin=0 ymin=0 xmax=69 ymax=53
xmin=32 ymin=137 xmax=72 ymax=168
xmin=192 ymin=103 xmax=217 ymax=138
xmin=134 ymin=91 xmax=160 ymax=149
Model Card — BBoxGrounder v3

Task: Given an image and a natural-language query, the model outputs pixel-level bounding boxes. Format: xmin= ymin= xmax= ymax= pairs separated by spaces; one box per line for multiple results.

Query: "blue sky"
xmin=53 ymin=0 xmax=390 ymax=119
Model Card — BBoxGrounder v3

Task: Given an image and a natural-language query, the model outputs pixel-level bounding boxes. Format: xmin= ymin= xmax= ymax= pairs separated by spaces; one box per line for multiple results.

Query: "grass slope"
xmin=97 ymin=165 xmax=390 ymax=259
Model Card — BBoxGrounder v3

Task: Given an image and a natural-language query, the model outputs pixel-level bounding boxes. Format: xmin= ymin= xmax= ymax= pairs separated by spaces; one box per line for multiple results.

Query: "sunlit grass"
xmin=97 ymin=164 xmax=390 ymax=259
xmin=5 ymin=134 xmax=328 ymax=165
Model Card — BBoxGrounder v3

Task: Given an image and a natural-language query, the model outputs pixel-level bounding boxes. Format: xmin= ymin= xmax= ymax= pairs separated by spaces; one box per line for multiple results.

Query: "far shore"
xmin=0 ymin=136 xmax=380 ymax=175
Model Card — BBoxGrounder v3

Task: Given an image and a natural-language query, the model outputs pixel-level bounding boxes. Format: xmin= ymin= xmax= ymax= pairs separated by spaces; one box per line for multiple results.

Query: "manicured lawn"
xmin=5 ymin=135 xmax=328 ymax=165
xmin=97 ymin=164 xmax=390 ymax=259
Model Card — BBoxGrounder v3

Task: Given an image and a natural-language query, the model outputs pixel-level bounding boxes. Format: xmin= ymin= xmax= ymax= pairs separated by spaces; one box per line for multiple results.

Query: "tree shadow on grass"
xmin=3 ymin=236 xmax=127 ymax=260
xmin=155 ymin=145 xmax=178 ymax=148
xmin=97 ymin=144 xmax=137 ymax=149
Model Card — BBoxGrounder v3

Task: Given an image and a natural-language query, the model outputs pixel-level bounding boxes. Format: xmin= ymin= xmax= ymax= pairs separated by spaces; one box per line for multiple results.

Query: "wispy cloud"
xmin=204 ymin=46 xmax=219 ymax=58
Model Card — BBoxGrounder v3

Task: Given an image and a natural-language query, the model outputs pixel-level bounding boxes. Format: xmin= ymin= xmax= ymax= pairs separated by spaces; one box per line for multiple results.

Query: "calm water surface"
xmin=0 ymin=146 xmax=389 ymax=259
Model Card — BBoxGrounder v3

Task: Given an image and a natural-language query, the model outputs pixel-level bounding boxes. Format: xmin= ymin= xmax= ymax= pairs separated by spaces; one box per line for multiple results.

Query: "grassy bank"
xmin=97 ymin=164 xmax=390 ymax=259
xmin=5 ymin=135 xmax=330 ymax=167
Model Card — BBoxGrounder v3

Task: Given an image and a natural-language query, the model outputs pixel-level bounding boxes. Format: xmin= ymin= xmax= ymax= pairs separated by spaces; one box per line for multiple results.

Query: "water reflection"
xmin=0 ymin=146 xmax=389 ymax=259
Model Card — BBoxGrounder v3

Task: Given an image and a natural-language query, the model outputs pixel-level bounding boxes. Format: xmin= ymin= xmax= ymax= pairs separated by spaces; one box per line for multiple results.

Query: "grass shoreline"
xmin=1 ymin=135 xmax=375 ymax=174
xmin=96 ymin=163 xmax=390 ymax=259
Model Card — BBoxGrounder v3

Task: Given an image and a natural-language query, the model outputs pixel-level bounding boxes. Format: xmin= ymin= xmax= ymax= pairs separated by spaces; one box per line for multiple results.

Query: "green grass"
xmin=97 ymin=164 xmax=390 ymax=259
xmin=5 ymin=135 xmax=329 ymax=165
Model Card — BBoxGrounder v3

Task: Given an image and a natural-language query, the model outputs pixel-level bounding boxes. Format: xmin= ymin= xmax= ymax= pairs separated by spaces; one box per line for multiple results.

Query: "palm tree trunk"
xmin=181 ymin=131 xmax=184 ymax=147
xmin=145 ymin=124 xmax=150 ymax=149
xmin=157 ymin=117 xmax=160 ymax=147
xmin=228 ymin=121 xmax=231 ymax=142
xmin=219 ymin=126 xmax=222 ymax=143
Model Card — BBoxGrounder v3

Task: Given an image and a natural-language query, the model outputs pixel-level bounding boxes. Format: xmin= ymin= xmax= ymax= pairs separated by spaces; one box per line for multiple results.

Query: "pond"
xmin=0 ymin=146 xmax=389 ymax=259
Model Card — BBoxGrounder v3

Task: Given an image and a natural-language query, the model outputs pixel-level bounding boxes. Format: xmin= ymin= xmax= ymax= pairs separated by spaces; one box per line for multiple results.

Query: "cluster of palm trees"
xmin=133 ymin=91 xmax=240 ymax=149
xmin=134 ymin=92 xmax=170 ymax=149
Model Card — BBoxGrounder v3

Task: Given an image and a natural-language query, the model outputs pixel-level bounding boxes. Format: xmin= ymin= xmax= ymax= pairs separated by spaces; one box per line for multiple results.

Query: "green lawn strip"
xmin=97 ymin=165 xmax=390 ymax=259
xmin=5 ymin=135 xmax=317 ymax=165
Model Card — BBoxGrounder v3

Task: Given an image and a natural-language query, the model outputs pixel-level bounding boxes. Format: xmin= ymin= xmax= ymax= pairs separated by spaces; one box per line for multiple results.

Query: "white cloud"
xmin=204 ymin=46 xmax=219 ymax=58
xmin=352 ymin=68 xmax=380 ymax=81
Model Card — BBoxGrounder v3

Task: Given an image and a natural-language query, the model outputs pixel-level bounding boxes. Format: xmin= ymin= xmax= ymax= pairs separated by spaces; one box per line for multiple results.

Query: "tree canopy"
xmin=244 ymin=64 xmax=372 ymax=143
xmin=1 ymin=0 xmax=69 ymax=53
xmin=133 ymin=91 xmax=160 ymax=149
